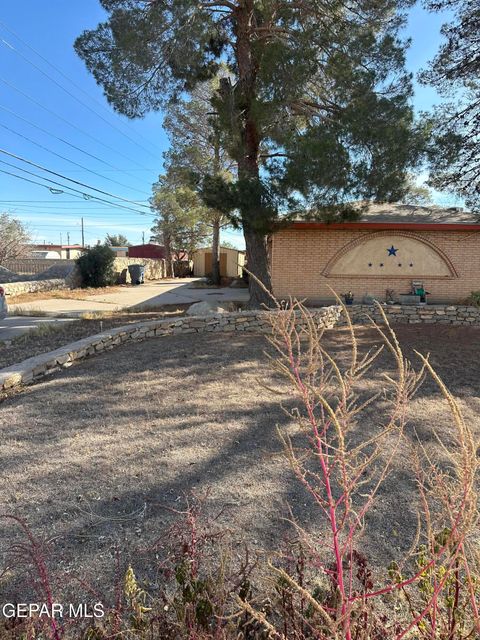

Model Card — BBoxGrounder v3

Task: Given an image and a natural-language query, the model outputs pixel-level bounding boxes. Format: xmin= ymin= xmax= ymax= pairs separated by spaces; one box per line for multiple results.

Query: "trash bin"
xmin=128 ymin=264 xmax=145 ymax=285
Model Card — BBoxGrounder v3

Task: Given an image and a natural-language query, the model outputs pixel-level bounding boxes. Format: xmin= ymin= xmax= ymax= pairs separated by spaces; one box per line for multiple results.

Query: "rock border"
xmin=2 ymin=302 xmax=480 ymax=394
xmin=0 ymin=307 xmax=341 ymax=392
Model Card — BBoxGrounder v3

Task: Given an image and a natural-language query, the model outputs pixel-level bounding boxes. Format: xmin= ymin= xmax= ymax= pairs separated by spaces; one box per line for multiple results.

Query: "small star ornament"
xmin=387 ymin=245 xmax=398 ymax=256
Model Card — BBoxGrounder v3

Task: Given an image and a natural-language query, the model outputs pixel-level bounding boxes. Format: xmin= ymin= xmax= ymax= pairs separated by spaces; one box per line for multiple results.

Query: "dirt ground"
xmin=9 ymin=286 xmax=129 ymax=305
xmin=0 ymin=308 xmax=188 ymax=369
xmin=0 ymin=324 xmax=479 ymax=605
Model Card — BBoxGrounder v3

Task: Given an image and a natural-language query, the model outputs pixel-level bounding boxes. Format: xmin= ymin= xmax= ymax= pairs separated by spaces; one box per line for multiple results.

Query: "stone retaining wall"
xmin=337 ymin=303 xmax=480 ymax=326
xmin=113 ymin=257 xmax=166 ymax=283
xmin=1 ymin=279 xmax=67 ymax=296
xmin=2 ymin=303 xmax=480 ymax=394
xmin=0 ymin=307 xmax=340 ymax=392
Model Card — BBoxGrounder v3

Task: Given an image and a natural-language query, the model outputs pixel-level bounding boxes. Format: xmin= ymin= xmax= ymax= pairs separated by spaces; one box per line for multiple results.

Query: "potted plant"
xmin=342 ymin=290 xmax=354 ymax=305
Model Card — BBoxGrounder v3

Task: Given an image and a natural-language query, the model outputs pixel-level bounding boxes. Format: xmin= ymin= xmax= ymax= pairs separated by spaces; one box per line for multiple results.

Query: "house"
xmin=270 ymin=204 xmax=480 ymax=304
xmin=128 ymin=243 xmax=188 ymax=262
xmin=109 ymin=246 xmax=129 ymax=257
xmin=28 ymin=244 xmax=86 ymax=260
xmin=193 ymin=246 xmax=246 ymax=279
xmin=128 ymin=243 xmax=167 ymax=260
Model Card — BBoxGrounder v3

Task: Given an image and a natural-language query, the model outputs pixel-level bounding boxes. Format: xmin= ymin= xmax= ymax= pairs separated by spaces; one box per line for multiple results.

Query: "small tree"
xmin=105 ymin=233 xmax=130 ymax=247
xmin=0 ymin=212 xmax=30 ymax=264
xmin=76 ymin=245 xmax=116 ymax=288
xmin=163 ymin=75 xmax=235 ymax=285
xmin=150 ymin=176 xmax=211 ymax=277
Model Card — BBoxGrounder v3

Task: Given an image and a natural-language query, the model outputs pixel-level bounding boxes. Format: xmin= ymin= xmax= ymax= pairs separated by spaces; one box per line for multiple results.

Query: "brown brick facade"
xmin=271 ymin=228 xmax=480 ymax=303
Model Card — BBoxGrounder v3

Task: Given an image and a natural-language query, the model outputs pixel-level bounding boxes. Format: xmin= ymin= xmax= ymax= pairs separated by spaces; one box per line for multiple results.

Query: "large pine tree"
xmin=421 ymin=0 xmax=480 ymax=212
xmin=76 ymin=0 xmax=425 ymax=306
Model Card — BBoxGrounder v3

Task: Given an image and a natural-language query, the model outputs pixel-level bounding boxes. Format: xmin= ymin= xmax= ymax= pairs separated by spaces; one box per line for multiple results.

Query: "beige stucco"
xmin=193 ymin=247 xmax=245 ymax=278
xmin=327 ymin=234 xmax=454 ymax=277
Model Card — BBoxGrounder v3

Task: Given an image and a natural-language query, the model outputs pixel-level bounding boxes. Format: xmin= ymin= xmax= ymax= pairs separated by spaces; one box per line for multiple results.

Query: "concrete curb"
xmin=0 ymin=307 xmax=341 ymax=393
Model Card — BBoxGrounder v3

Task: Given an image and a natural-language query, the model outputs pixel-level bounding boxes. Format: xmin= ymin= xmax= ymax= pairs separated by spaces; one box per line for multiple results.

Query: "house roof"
xmin=195 ymin=246 xmax=246 ymax=253
xmin=290 ymin=203 xmax=480 ymax=231
xmin=30 ymin=244 xmax=86 ymax=250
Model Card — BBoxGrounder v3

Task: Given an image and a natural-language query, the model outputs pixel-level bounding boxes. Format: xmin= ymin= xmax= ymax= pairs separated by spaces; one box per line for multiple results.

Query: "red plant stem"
xmin=283 ymin=333 xmax=352 ymax=640
xmin=462 ymin=547 xmax=480 ymax=635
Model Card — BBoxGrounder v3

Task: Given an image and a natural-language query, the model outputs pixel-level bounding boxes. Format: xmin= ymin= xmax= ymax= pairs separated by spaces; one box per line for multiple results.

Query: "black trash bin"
xmin=128 ymin=264 xmax=145 ymax=285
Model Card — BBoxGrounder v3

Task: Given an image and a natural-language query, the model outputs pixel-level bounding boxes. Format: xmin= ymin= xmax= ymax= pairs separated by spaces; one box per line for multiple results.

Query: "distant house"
xmin=270 ymin=203 xmax=480 ymax=304
xmin=128 ymin=244 xmax=188 ymax=262
xmin=128 ymin=243 xmax=167 ymax=260
xmin=28 ymin=244 xmax=86 ymax=260
xmin=109 ymin=246 xmax=129 ymax=258
xmin=193 ymin=246 xmax=246 ymax=279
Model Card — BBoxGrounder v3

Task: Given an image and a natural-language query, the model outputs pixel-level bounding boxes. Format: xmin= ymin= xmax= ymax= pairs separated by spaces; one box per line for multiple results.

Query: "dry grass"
xmin=0 ymin=324 xmax=479 ymax=610
xmin=0 ymin=309 xmax=187 ymax=369
xmin=8 ymin=286 xmax=128 ymax=305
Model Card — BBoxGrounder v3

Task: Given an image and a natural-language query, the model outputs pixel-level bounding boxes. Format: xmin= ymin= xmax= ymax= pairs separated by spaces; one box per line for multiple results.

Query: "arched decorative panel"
xmin=323 ymin=232 xmax=457 ymax=278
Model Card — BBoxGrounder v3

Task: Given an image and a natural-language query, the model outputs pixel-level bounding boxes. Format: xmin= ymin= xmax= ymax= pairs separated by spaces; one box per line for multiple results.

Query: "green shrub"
xmin=466 ymin=291 xmax=480 ymax=307
xmin=76 ymin=245 xmax=116 ymax=288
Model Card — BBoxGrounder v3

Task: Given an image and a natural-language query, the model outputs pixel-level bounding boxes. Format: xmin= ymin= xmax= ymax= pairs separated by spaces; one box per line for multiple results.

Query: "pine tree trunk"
xmin=164 ymin=233 xmax=175 ymax=278
xmin=211 ymin=217 xmax=221 ymax=286
xmin=243 ymin=226 xmax=272 ymax=307
xmin=234 ymin=1 xmax=274 ymax=308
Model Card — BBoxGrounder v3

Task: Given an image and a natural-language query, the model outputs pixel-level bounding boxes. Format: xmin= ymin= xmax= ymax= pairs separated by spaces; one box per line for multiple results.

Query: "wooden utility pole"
xmin=81 ymin=218 xmax=85 ymax=247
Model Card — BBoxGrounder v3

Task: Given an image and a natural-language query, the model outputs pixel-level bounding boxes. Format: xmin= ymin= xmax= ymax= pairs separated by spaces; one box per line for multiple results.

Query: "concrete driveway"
xmin=9 ymin=278 xmax=250 ymax=317
xmin=0 ymin=316 xmax=76 ymax=342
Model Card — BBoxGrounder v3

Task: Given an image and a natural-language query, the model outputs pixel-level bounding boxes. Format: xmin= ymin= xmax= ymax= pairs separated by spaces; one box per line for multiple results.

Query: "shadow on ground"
xmin=0 ymin=324 xmax=478 ymax=603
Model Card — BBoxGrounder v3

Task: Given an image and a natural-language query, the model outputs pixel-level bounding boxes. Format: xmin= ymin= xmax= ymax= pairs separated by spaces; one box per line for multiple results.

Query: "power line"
xmin=0 ymin=20 xmax=160 ymax=155
xmin=0 ymin=76 xmax=155 ymax=172
xmin=0 ymin=121 xmax=149 ymax=196
xmin=8 ymin=207 xmax=152 ymax=220
xmin=0 ymin=104 xmax=154 ymax=183
xmin=0 ymin=149 xmax=153 ymax=210
xmin=0 ymin=164 xmax=156 ymax=217
xmin=0 ymin=35 xmax=160 ymax=162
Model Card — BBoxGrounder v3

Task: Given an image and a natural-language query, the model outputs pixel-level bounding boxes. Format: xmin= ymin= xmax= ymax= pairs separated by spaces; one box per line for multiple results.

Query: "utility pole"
xmin=142 ymin=231 xmax=145 ymax=245
xmin=67 ymin=232 xmax=70 ymax=245
xmin=81 ymin=218 xmax=85 ymax=248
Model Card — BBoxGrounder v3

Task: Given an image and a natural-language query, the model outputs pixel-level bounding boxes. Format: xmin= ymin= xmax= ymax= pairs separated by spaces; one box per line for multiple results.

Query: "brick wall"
xmin=271 ymin=228 xmax=480 ymax=304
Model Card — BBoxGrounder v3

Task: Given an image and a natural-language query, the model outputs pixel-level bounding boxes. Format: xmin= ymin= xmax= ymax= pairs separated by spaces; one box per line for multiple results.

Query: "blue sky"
xmin=0 ymin=1 xmax=458 ymax=249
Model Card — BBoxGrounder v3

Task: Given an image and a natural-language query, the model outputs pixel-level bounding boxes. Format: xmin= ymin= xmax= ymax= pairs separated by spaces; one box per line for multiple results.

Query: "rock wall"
xmin=113 ymin=258 xmax=166 ymax=283
xmin=3 ymin=303 xmax=480 ymax=393
xmin=1 ymin=279 xmax=67 ymax=296
xmin=0 ymin=307 xmax=340 ymax=391
xmin=337 ymin=303 xmax=480 ymax=326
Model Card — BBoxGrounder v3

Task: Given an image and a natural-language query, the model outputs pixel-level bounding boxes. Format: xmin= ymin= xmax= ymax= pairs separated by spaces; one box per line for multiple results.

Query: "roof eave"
xmin=288 ymin=221 xmax=480 ymax=231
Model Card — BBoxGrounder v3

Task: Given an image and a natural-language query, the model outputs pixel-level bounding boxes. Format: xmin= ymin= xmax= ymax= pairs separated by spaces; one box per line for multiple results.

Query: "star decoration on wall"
xmin=387 ymin=245 xmax=398 ymax=256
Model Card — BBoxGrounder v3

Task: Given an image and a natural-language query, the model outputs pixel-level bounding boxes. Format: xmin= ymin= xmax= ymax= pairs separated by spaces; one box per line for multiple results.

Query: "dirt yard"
xmin=0 ymin=308 xmax=188 ymax=369
xmin=0 ymin=324 xmax=479 ymax=604
xmin=8 ymin=286 xmax=129 ymax=305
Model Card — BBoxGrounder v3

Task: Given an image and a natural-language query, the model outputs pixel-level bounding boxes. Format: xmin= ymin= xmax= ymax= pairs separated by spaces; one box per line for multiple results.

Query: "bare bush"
xmin=0 ymin=213 xmax=30 ymax=264
xmin=236 ymin=297 xmax=479 ymax=639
